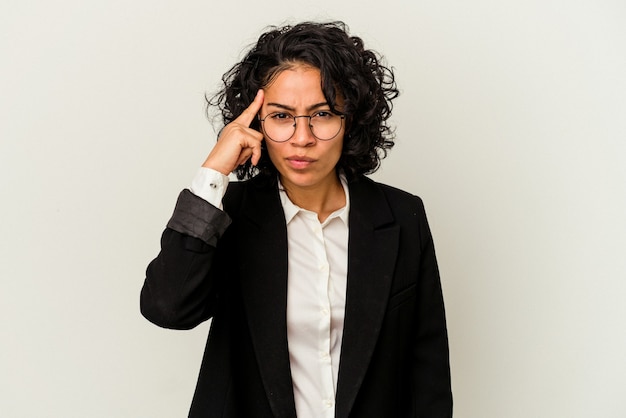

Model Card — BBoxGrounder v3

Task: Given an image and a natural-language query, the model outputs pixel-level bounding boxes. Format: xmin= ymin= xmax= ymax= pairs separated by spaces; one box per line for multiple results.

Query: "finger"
xmin=234 ymin=89 xmax=264 ymax=127
xmin=236 ymin=148 xmax=253 ymax=166
xmin=250 ymin=143 xmax=262 ymax=167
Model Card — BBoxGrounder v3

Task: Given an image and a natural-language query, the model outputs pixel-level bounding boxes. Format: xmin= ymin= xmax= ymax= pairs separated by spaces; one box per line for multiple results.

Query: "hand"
xmin=202 ymin=90 xmax=265 ymax=175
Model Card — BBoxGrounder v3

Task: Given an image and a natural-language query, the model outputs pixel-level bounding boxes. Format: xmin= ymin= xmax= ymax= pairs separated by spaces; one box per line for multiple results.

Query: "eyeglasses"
xmin=259 ymin=111 xmax=345 ymax=143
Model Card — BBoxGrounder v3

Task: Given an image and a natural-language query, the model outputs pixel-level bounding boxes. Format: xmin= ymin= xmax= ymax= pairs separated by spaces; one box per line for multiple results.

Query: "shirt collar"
xmin=278 ymin=175 xmax=350 ymax=226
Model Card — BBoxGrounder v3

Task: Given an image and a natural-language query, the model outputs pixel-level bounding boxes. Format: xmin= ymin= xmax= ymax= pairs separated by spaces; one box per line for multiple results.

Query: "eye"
xmin=269 ymin=112 xmax=293 ymax=121
xmin=312 ymin=110 xmax=334 ymax=119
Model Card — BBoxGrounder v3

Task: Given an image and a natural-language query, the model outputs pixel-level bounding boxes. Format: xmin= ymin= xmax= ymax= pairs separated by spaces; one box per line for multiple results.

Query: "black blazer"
xmin=141 ymin=175 xmax=452 ymax=418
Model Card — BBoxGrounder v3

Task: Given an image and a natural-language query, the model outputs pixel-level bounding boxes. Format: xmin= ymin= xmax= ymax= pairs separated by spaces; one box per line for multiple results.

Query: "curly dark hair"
xmin=208 ymin=21 xmax=399 ymax=181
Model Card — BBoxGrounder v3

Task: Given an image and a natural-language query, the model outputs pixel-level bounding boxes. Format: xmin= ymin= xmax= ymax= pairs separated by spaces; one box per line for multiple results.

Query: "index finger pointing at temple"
xmin=235 ymin=90 xmax=265 ymax=127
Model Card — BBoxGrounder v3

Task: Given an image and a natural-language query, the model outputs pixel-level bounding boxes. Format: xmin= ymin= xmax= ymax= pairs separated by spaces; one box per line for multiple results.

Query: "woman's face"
xmin=260 ymin=64 xmax=344 ymax=192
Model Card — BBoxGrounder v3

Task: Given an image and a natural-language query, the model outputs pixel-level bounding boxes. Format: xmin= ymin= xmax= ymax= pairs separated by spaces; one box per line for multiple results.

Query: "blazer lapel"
xmin=237 ymin=181 xmax=297 ymax=418
xmin=335 ymin=178 xmax=400 ymax=418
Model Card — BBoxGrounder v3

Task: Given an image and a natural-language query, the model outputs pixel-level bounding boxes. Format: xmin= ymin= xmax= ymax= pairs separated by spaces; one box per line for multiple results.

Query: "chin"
xmin=281 ymin=170 xmax=338 ymax=189
xmin=280 ymin=173 xmax=317 ymax=188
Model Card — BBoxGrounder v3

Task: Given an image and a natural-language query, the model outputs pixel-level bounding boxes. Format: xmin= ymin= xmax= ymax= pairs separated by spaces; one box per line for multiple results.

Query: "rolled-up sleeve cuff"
xmin=190 ymin=167 xmax=229 ymax=209
xmin=166 ymin=189 xmax=232 ymax=246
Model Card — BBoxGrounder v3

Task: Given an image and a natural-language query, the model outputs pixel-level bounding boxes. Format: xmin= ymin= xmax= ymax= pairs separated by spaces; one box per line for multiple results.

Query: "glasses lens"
xmin=263 ymin=113 xmax=295 ymax=142
xmin=310 ymin=111 xmax=342 ymax=141
xmin=262 ymin=112 xmax=343 ymax=142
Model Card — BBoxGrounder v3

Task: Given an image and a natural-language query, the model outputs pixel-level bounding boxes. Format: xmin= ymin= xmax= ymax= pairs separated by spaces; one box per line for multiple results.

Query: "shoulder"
xmin=348 ymin=177 xmax=435 ymax=253
xmin=349 ymin=175 xmax=425 ymax=212
xmin=222 ymin=175 xmax=280 ymax=217
xmin=350 ymin=176 xmax=433 ymax=239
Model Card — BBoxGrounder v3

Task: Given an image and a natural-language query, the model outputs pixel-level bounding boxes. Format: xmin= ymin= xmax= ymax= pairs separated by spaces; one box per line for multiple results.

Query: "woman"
xmin=141 ymin=21 xmax=452 ymax=418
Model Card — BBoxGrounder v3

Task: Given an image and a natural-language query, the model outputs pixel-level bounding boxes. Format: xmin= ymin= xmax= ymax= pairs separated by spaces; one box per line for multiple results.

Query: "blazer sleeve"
xmin=412 ymin=197 xmax=453 ymax=416
xmin=140 ymin=189 xmax=232 ymax=330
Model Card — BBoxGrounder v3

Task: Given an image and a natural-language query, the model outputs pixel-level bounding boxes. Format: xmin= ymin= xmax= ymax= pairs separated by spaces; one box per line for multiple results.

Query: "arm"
xmin=140 ymin=89 xmax=265 ymax=330
xmin=140 ymin=190 xmax=232 ymax=329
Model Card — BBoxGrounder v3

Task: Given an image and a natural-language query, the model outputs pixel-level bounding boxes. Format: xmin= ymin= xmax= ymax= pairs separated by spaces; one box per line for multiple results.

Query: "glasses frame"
xmin=258 ymin=111 xmax=346 ymax=143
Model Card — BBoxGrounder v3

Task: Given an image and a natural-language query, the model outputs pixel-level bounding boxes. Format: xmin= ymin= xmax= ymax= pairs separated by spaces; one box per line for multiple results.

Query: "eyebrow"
xmin=266 ymin=102 xmax=330 ymax=112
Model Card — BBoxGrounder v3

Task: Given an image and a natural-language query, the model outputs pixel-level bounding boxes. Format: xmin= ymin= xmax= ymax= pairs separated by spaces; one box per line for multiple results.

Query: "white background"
xmin=2 ymin=1 xmax=625 ymax=417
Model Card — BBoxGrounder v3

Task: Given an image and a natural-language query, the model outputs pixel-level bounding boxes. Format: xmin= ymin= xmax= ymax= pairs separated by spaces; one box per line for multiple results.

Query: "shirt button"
xmin=324 ymin=399 xmax=334 ymax=408
xmin=321 ymin=307 xmax=329 ymax=316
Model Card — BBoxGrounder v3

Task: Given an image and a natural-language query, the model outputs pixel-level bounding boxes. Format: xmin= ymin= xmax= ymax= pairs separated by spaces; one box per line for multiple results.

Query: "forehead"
xmin=263 ymin=65 xmax=326 ymax=107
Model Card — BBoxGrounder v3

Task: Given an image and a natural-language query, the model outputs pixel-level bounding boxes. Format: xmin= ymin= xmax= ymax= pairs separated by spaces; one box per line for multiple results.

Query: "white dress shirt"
xmin=190 ymin=167 xmax=349 ymax=418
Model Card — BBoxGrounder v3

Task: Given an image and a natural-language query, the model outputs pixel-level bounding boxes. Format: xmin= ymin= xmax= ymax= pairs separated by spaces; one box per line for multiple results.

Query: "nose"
xmin=290 ymin=116 xmax=316 ymax=146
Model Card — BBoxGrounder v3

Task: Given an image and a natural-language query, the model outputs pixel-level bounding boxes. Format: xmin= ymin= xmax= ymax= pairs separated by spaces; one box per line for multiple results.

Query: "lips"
xmin=286 ymin=155 xmax=316 ymax=169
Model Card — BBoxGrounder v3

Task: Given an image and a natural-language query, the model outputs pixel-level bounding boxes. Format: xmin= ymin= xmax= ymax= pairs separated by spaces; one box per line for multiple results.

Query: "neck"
xmin=281 ymin=175 xmax=346 ymax=223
